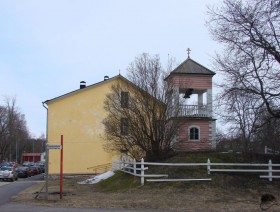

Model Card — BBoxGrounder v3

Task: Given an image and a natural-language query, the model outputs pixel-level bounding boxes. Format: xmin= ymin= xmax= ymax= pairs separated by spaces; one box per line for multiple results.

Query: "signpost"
xmin=45 ymin=136 xmax=64 ymax=200
xmin=60 ymin=135 xmax=63 ymax=199
xmin=47 ymin=145 xmax=62 ymax=150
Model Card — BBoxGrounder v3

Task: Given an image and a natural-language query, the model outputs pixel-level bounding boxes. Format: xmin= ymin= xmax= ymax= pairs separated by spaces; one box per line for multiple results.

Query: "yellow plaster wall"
xmin=47 ymin=79 xmax=121 ymax=174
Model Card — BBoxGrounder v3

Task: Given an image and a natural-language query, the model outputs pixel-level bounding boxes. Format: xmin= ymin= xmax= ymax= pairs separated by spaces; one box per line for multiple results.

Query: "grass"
xmin=86 ymin=171 xmax=140 ymax=192
xmin=93 ymin=152 xmax=280 ymax=190
xmin=13 ymin=152 xmax=280 ymax=211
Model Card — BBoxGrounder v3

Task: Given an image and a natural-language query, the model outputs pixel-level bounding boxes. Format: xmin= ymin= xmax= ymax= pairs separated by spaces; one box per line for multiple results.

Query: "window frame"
xmin=188 ymin=125 xmax=200 ymax=141
xmin=120 ymin=117 xmax=129 ymax=135
xmin=153 ymin=120 xmax=165 ymax=138
xmin=121 ymin=91 xmax=129 ymax=108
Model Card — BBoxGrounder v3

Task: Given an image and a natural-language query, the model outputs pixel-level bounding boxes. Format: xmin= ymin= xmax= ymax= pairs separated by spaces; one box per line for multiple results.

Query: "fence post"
xmin=265 ymin=146 xmax=267 ymax=154
xmin=122 ymin=158 xmax=125 ymax=170
xmin=141 ymin=158 xmax=144 ymax=186
xmin=207 ymin=158 xmax=211 ymax=174
xmin=118 ymin=160 xmax=122 ymax=170
xmin=268 ymin=159 xmax=273 ymax=182
xmin=133 ymin=159 xmax=136 ymax=176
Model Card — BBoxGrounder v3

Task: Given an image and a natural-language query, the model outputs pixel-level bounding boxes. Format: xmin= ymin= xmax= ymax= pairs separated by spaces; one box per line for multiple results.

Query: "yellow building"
xmin=43 ymin=57 xmax=216 ymax=175
xmin=43 ymin=75 xmax=130 ymax=174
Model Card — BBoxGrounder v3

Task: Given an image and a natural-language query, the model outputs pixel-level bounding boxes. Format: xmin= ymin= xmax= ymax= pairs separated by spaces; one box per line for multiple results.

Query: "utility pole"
xmin=16 ymin=138 xmax=17 ymax=163
xmin=33 ymin=140 xmax=34 ymax=163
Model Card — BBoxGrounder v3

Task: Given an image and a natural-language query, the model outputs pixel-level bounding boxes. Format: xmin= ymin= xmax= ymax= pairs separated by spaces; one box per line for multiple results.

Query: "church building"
xmin=165 ymin=52 xmax=216 ymax=151
xmin=43 ymin=51 xmax=216 ymax=174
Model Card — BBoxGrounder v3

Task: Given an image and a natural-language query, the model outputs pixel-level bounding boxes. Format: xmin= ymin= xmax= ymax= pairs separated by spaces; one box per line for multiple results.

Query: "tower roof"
xmin=168 ymin=58 xmax=215 ymax=77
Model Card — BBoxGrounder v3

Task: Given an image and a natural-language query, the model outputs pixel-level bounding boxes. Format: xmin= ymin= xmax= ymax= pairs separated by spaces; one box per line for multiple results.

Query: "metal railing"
xmin=87 ymin=163 xmax=112 ymax=174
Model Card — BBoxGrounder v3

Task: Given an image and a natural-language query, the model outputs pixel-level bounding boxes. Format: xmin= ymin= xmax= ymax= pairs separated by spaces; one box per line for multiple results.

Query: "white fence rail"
xmin=112 ymin=158 xmax=280 ymax=185
xmin=265 ymin=146 xmax=280 ymax=155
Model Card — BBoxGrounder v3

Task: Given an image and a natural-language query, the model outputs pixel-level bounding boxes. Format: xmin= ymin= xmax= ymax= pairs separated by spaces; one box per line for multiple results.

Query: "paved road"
xmin=0 ymin=203 xmax=171 ymax=212
xmin=0 ymin=174 xmax=44 ymax=205
xmin=0 ymin=175 xmax=167 ymax=212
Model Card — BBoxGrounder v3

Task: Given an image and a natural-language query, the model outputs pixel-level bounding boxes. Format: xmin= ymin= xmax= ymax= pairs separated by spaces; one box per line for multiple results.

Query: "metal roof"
xmin=170 ymin=58 xmax=215 ymax=76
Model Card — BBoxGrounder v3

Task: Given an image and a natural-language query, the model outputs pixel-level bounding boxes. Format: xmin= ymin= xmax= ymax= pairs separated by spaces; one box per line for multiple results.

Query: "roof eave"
xmin=167 ymin=58 xmax=216 ymax=76
xmin=43 ymin=75 xmax=122 ymax=104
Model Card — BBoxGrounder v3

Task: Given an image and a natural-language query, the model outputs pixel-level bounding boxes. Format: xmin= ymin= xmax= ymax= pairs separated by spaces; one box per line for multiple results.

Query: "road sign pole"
xmin=60 ymin=135 xmax=63 ymax=199
xmin=45 ymin=139 xmax=63 ymax=200
xmin=45 ymin=148 xmax=49 ymax=200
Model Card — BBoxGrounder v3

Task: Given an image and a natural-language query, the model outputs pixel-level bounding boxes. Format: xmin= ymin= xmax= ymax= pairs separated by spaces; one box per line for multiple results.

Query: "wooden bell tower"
xmin=165 ymin=51 xmax=216 ymax=151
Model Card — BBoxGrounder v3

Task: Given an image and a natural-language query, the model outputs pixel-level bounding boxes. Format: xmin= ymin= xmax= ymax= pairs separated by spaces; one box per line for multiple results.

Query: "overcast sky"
xmin=0 ymin=0 xmax=222 ymax=138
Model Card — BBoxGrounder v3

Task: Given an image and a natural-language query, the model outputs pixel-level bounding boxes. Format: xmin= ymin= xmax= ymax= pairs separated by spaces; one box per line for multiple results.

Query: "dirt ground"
xmin=12 ymin=177 xmax=280 ymax=212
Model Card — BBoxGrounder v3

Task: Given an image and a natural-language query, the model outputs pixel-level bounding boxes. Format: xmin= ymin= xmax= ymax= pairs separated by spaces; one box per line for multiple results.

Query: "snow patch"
xmin=78 ymin=171 xmax=115 ymax=184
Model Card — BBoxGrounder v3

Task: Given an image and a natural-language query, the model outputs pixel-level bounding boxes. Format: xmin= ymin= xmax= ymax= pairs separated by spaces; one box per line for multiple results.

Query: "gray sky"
xmin=0 ymin=0 xmax=222 ymax=138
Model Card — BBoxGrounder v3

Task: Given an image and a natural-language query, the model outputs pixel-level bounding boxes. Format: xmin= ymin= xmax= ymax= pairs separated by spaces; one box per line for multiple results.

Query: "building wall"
xmin=171 ymin=75 xmax=212 ymax=89
xmin=174 ymin=120 xmax=211 ymax=151
xmin=47 ymin=79 xmax=121 ymax=174
xmin=21 ymin=154 xmax=41 ymax=163
xmin=168 ymin=74 xmax=215 ymax=152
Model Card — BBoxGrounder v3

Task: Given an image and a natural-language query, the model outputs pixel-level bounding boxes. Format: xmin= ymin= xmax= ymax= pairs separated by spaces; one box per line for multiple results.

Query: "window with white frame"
xmin=189 ymin=126 xmax=200 ymax=141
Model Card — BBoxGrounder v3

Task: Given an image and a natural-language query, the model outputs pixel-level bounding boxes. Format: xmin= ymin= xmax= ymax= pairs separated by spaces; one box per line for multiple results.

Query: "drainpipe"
xmin=42 ymin=101 xmax=49 ymax=199
xmin=42 ymin=102 xmax=48 ymax=143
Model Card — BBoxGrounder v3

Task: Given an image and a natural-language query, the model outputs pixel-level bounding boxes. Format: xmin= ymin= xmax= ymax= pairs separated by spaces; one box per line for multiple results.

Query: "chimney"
xmin=104 ymin=76 xmax=109 ymax=81
xmin=80 ymin=81 xmax=86 ymax=89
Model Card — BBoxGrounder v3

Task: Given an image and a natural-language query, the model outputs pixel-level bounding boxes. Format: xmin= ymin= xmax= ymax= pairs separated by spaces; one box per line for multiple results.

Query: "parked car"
xmin=22 ymin=161 xmax=30 ymax=166
xmin=23 ymin=161 xmax=35 ymax=167
xmin=32 ymin=165 xmax=43 ymax=174
xmin=16 ymin=166 xmax=31 ymax=178
xmin=29 ymin=166 xmax=39 ymax=176
xmin=38 ymin=164 xmax=45 ymax=173
xmin=10 ymin=162 xmax=18 ymax=168
xmin=31 ymin=165 xmax=42 ymax=174
xmin=0 ymin=166 xmax=18 ymax=181
xmin=1 ymin=162 xmax=12 ymax=167
xmin=35 ymin=162 xmax=45 ymax=173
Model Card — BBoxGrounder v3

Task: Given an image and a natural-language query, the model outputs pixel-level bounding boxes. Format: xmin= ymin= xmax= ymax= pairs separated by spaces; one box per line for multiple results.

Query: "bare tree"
xmin=253 ymin=111 xmax=280 ymax=153
xmin=103 ymin=53 xmax=177 ymax=161
xmin=0 ymin=97 xmax=30 ymax=162
xmin=217 ymin=89 xmax=267 ymax=152
xmin=207 ymin=0 xmax=280 ymax=118
xmin=0 ymin=105 xmax=9 ymax=161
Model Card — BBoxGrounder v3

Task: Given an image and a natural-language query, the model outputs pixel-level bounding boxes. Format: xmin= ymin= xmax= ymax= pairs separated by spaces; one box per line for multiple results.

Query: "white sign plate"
xmin=47 ymin=145 xmax=62 ymax=150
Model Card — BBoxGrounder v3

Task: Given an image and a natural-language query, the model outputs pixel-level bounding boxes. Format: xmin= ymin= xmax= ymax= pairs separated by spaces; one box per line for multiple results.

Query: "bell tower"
xmin=165 ymin=52 xmax=216 ymax=151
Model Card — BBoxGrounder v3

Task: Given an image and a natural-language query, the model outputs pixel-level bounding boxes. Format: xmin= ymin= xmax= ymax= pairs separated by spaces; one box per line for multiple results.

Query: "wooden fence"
xmin=265 ymin=146 xmax=280 ymax=155
xmin=112 ymin=158 xmax=280 ymax=185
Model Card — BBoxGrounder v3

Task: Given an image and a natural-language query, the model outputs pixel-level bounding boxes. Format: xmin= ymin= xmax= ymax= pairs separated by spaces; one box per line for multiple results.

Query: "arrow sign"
xmin=47 ymin=145 xmax=62 ymax=150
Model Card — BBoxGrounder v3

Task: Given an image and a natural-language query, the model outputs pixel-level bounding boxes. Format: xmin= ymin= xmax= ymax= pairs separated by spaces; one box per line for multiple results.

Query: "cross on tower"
xmin=187 ymin=48 xmax=191 ymax=58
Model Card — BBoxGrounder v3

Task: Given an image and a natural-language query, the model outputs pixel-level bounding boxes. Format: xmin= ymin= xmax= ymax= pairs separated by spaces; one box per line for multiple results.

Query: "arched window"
xmin=189 ymin=126 xmax=200 ymax=141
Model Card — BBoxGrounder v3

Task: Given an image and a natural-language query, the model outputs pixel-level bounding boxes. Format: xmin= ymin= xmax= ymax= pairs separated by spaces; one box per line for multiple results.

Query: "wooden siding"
xmin=173 ymin=120 xmax=211 ymax=151
xmin=171 ymin=75 xmax=212 ymax=89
